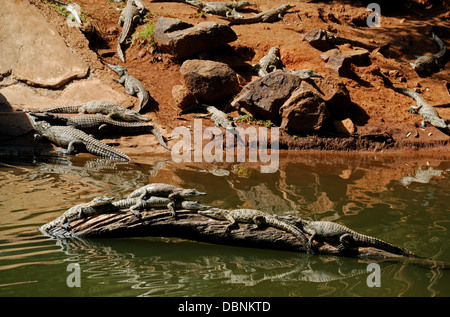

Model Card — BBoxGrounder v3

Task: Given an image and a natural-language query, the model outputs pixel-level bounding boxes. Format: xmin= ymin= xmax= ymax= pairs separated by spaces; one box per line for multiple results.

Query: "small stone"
xmin=333 ymin=118 xmax=355 ymax=135
xmin=325 ymin=53 xmax=352 ymax=76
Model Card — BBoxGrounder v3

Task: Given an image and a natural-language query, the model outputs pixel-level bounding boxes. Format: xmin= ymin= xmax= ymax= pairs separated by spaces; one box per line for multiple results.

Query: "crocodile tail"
xmin=266 ymin=217 xmax=309 ymax=246
xmin=151 ymin=126 xmax=171 ymax=151
xmin=394 ymin=87 xmax=426 ymax=104
xmin=84 ymin=139 xmax=131 ymax=161
xmin=432 ymin=32 xmax=446 ymax=58
xmin=357 ymin=233 xmax=416 ymax=257
xmin=36 ymin=104 xmax=82 ymax=113
xmin=117 ymin=43 xmax=125 ymax=63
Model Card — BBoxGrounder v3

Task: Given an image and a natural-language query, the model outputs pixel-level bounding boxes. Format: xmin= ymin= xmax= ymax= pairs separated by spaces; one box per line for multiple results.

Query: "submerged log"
xmin=45 ymin=208 xmax=411 ymax=260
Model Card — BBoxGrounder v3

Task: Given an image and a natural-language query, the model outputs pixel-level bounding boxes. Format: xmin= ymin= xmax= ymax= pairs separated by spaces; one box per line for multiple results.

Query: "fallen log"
xmin=44 ymin=208 xmax=411 ymax=261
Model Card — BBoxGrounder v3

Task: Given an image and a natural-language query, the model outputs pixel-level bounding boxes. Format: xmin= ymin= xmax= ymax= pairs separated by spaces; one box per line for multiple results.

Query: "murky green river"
xmin=1 ymin=152 xmax=449 ymax=297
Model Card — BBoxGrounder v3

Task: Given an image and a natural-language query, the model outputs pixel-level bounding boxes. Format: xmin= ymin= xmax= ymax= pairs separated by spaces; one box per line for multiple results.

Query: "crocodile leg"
xmin=337 ymin=233 xmax=356 ymax=252
xmin=65 ymin=140 xmax=85 ymax=154
xmin=224 ymin=214 xmax=238 ymax=232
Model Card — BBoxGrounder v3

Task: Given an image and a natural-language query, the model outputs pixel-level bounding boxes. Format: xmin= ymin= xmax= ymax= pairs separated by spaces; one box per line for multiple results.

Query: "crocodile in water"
xmin=198 ymin=208 xmax=312 ymax=253
xmin=226 ymin=4 xmax=295 ymax=25
xmin=109 ymin=64 xmax=150 ymax=113
xmin=23 ymin=100 xmax=149 ymax=122
xmin=117 ymin=0 xmax=146 ymax=62
xmin=30 ymin=112 xmax=170 ymax=150
xmin=395 ymin=87 xmax=448 ymax=129
xmin=297 ymin=219 xmax=417 ymax=257
xmin=409 ymin=33 xmax=447 ymax=75
xmin=28 ymin=113 xmax=131 ymax=161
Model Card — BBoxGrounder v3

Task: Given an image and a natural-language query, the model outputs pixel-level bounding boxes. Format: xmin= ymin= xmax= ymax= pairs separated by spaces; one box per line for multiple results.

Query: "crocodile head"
xmin=181 ymin=188 xmax=207 ymax=197
xmin=180 ymin=201 xmax=210 ymax=210
xmin=122 ymin=109 xmax=150 ymax=122
xmin=428 ymin=117 xmax=448 ymax=129
xmin=198 ymin=208 xmax=227 ymax=220
xmin=108 ymin=64 xmax=127 ymax=76
xmin=295 ymin=69 xmax=323 ymax=79
xmin=88 ymin=196 xmax=116 ymax=207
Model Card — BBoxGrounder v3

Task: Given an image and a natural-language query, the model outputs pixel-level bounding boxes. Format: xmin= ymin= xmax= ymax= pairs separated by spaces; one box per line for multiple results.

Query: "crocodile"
xmin=297 ymin=219 xmax=417 ymax=257
xmin=30 ymin=112 xmax=170 ymax=150
xmin=39 ymin=196 xmax=116 ymax=235
xmin=394 ymin=87 xmax=448 ymax=129
xmin=252 ymin=46 xmax=282 ymax=77
xmin=198 ymin=208 xmax=312 ymax=253
xmin=409 ymin=33 xmax=448 ymax=75
xmin=108 ymin=64 xmax=150 ymax=113
xmin=285 ymin=69 xmax=323 ymax=79
xmin=28 ymin=113 xmax=131 ymax=161
xmin=126 ymin=183 xmax=207 ymax=217
xmin=23 ymin=100 xmax=149 ymax=122
xmin=194 ymin=104 xmax=236 ymax=129
xmin=185 ymin=0 xmax=256 ymax=18
xmin=48 ymin=0 xmax=83 ymax=25
xmin=226 ymin=4 xmax=295 ymax=25
xmin=112 ymin=196 xmax=210 ymax=218
xmin=117 ymin=0 xmax=146 ymax=62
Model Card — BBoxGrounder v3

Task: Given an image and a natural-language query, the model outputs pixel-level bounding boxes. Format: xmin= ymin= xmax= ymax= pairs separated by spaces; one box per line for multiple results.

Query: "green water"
xmin=0 ymin=152 xmax=449 ymax=297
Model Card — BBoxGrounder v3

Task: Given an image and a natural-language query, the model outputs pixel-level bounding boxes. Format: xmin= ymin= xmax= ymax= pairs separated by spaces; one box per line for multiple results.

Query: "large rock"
xmin=301 ymin=74 xmax=352 ymax=119
xmin=180 ymin=59 xmax=240 ymax=103
xmin=172 ymin=84 xmax=197 ymax=110
xmin=280 ymin=87 xmax=330 ymax=133
xmin=0 ymin=0 xmax=88 ymax=88
xmin=230 ymin=70 xmax=303 ymax=120
xmin=153 ymin=17 xmax=237 ymax=58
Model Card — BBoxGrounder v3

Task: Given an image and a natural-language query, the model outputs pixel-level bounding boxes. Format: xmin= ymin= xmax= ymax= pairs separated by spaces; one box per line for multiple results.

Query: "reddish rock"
xmin=230 ymin=70 xmax=303 ymax=120
xmin=172 ymin=84 xmax=197 ymax=110
xmin=325 ymin=53 xmax=352 ymax=76
xmin=303 ymin=28 xmax=334 ymax=51
xmin=153 ymin=17 xmax=237 ymax=59
xmin=280 ymin=87 xmax=330 ymax=133
xmin=301 ymin=74 xmax=352 ymax=120
xmin=180 ymin=60 xmax=240 ymax=103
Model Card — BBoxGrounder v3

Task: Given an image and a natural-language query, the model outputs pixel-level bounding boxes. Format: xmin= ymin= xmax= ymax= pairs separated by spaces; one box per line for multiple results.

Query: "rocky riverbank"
xmin=0 ymin=0 xmax=449 ymax=159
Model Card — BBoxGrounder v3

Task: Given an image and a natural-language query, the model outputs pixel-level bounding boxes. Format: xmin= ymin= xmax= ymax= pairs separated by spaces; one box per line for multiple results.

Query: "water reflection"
xmin=0 ymin=152 xmax=449 ymax=296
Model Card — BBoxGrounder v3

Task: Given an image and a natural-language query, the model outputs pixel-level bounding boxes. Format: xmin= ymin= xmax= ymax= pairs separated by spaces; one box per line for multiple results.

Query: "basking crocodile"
xmin=409 ymin=33 xmax=447 ymax=75
xmin=252 ymin=46 xmax=282 ymax=77
xmin=48 ymin=0 xmax=83 ymax=25
xmin=394 ymin=87 xmax=448 ymax=129
xmin=198 ymin=208 xmax=312 ymax=253
xmin=194 ymin=104 xmax=235 ymax=129
xmin=297 ymin=219 xmax=417 ymax=257
xmin=226 ymin=4 xmax=295 ymax=25
xmin=39 ymin=196 xmax=116 ymax=235
xmin=285 ymin=69 xmax=323 ymax=79
xmin=30 ymin=112 xmax=170 ymax=150
xmin=28 ymin=113 xmax=131 ymax=161
xmin=23 ymin=100 xmax=149 ymax=122
xmin=109 ymin=64 xmax=150 ymax=113
xmin=113 ymin=196 xmax=210 ymax=218
xmin=185 ymin=0 xmax=256 ymax=18
xmin=126 ymin=183 xmax=207 ymax=217
xmin=117 ymin=0 xmax=146 ymax=62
